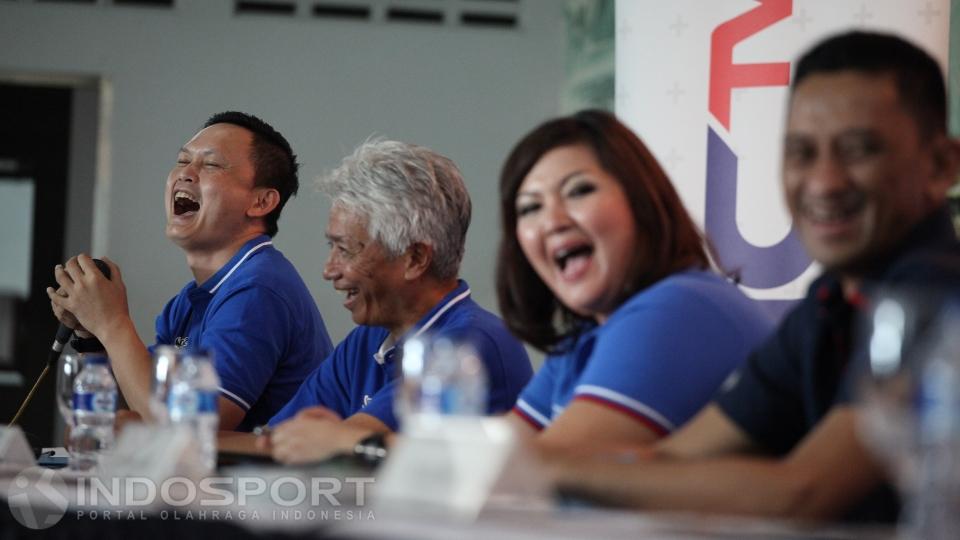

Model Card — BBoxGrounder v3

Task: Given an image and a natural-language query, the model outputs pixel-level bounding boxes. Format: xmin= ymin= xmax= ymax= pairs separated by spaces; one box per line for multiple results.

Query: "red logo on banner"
xmin=704 ymin=0 xmax=810 ymax=312
xmin=709 ymin=0 xmax=792 ymax=129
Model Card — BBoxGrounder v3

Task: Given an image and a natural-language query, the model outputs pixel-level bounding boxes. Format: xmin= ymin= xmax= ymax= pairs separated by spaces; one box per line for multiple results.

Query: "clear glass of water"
xmin=56 ymin=353 xmax=83 ymax=426
xmin=150 ymin=345 xmax=182 ymax=423
xmin=857 ymin=291 xmax=960 ymax=539
xmin=395 ymin=335 xmax=488 ymax=432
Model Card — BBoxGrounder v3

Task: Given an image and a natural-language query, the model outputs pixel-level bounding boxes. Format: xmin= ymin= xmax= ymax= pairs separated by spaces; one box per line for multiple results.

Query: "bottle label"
xmin=197 ymin=391 xmax=218 ymax=413
xmin=73 ymin=391 xmax=117 ymax=413
xmin=168 ymin=390 xmax=218 ymax=416
xmin=919 ymin=357 xmax=960 ymax=443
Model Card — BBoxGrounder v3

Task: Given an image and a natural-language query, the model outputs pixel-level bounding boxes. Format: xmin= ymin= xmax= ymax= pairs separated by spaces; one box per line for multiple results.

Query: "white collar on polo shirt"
xmin=373 ymin=287 xmax=471 ymax=365
xmin=208 ymin=240 xmax=273 ymax=294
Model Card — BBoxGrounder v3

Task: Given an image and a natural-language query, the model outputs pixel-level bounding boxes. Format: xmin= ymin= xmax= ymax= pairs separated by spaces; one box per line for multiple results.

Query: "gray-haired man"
xmin=262 ymin=139 xmax=533 ymax=463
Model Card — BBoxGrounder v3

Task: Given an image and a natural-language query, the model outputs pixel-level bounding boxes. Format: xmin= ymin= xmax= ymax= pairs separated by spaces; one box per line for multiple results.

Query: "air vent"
xmin=228 ymin=0 xmax=521 ymax=30
xmin=113 ymin=0 xmax=174 ymax=6
xmin=236 ymin=0 xmax=296 ymax=16
xmin=461 ymin=12 xmax=515 ymax=28
xmin=31 ymin=0 xmax=176 ymax=6
xmin=387 ymin=7 xmax=444 ymax=24
xmin=312 ymin=3 xmax=370 ymax=21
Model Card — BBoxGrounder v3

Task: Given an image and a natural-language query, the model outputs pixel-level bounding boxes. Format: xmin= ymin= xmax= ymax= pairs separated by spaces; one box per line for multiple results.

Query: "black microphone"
xmin=47 ymin=258 xmax=112 ymax=366
xmin=9 ymin=258 xmax=113 ymax=426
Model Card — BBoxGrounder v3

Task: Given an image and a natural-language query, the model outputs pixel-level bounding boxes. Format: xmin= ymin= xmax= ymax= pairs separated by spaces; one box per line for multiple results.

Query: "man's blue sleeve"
xmin=153 ymin=297 xmax=177 ymax=351
xmin=478 ymin=331 xmax=532 ymax=414
xmin=269 ymin=346 xmax=346 ymax=426
xmin=355 ymin=379 xmax=400 ymax=431
xmin=713 ymin=308 xmax=808 ymax=455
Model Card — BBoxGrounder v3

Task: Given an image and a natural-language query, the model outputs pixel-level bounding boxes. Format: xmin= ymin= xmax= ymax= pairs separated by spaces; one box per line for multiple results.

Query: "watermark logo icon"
xmin=6 ymin=471 xmax=375 ymax=528
xmin=7 ymin=467 xmax=69 ymax=530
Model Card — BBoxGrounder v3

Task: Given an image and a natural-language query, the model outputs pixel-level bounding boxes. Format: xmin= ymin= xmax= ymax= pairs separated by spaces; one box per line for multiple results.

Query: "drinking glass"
xmin=56 ymin=353 xmax=83 ymax=426
xmin=149 ymin=345 xmax=182 ymax=423
xmin=857 ymin=291 xmax=960 ymax=539
xmin=395 ymin=335 xmax=488 ymax=432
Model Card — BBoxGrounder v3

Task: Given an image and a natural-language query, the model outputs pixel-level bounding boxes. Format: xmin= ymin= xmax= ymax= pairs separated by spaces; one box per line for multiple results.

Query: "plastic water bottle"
xmin=396 ymin=337 xmax=428 ymax=423
xmin=912 ymin=334 xmax=960 ymax=540
xmin=167 ymin=351 xmax=220 ymax=473
xmin=70 ymin=355 xmax=117 ymax=470
xmin=397 ymin=336 xmax=488 ymax=428
xmin=422 ymin=338 xmax=488 ymax=415
xmin=150 ymin=345 xmax=184 ymax=423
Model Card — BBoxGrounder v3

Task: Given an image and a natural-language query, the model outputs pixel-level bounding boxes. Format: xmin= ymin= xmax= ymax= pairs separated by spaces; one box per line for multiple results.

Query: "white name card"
xmin=0 ymin=426 xmax=36 ymax=469
xmin=374 ymin=416 xmax=550 ymax=520
xmin=100 ymin=424 xmax=204 ymax=481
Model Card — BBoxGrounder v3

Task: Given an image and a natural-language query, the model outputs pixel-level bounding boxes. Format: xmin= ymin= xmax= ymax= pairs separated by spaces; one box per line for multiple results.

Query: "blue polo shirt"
xmin=513 ymin=269 xmax=773 ymax=436
xmin=270 ymin=280 xmax=533 ymax=431
xmin=154 ymin=235 xmax=333 ymax=431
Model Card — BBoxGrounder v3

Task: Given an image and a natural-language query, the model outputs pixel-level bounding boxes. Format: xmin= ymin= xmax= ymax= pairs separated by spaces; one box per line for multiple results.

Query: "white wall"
xmin=0 ymin=0 xmax=565 ymax=345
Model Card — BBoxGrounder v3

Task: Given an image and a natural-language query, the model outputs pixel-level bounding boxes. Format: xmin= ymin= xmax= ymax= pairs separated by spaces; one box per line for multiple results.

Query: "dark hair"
xmin=794 ymin=31 xmax=947 ymax=138
xmin=496 ymin=109 xmax=709 ymax=353
xmin=203 ymin=111 xmax=300 ymax=237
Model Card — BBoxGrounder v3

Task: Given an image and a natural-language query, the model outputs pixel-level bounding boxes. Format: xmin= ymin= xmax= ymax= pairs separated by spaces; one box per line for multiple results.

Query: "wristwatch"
xmin=353 ymin=432 xmax=388 ymax=465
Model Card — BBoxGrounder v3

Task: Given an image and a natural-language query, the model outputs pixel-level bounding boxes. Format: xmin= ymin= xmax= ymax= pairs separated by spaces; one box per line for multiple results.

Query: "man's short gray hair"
xmin=317 ymin=139 xmax=471 ymax=281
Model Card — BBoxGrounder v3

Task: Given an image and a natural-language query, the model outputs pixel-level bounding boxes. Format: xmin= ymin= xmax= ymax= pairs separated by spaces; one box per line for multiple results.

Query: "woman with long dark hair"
xmin=498 ymin=110 xmax=773 ymax=452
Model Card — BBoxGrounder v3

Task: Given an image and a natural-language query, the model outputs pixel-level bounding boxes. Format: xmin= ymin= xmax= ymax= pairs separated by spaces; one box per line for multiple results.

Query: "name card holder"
xmin=100 ymin=424 xmax=204 ymax=482
xmin=0 ymin=426 xmax=36 ymax=469
xmin=373 ymin=416 xmax=550 ymax=520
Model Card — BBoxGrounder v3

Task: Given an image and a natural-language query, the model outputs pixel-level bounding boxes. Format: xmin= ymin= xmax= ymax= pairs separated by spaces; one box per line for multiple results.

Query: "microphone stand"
xmin=8 ymin=364 xmax=53 ymax=426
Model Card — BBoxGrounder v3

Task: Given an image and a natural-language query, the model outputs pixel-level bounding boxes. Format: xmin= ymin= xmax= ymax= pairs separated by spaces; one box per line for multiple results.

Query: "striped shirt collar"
xmin=373 ymin=280 xmax=472 ymax=365
xmin=198 ymin=235 xmax=273 ymax=295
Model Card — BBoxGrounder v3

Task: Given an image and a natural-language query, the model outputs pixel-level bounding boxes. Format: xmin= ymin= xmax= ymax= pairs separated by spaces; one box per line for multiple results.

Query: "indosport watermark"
xmin=7 ymin=468 xmax=376 ymax=530
xmin=7 ymin=468 xmax=69 ymax=530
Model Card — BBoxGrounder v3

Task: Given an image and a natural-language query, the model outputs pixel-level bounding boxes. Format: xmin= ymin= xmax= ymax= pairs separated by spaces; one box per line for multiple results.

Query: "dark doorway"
xmin=0 ymin=83 xmax=72 ymax=449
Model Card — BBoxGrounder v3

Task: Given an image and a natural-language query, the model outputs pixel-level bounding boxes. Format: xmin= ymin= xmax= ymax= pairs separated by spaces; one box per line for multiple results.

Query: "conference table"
xmin=0 ymin=455 xmax=896 ymax=540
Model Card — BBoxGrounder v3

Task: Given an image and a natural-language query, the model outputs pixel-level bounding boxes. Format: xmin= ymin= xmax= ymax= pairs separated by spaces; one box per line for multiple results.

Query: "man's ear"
xmin=248 ymin=188 xmax=281 ymax=219
xmin=925 ymin=135 xmax=960 ymax=204
xmin=403 ymin=242 xmax=433 ymax=280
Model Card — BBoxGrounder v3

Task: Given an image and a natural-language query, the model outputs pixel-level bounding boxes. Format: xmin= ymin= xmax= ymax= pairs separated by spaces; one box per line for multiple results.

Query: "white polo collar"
xmin=208 ymin=240 xmax=273 ymax=294
xmin=373 ymin=286 xmax=471 ymax=365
